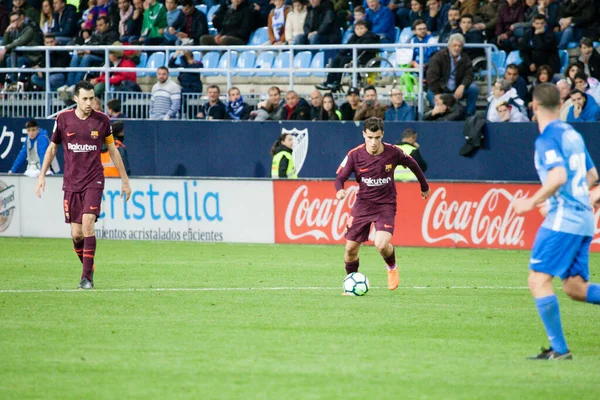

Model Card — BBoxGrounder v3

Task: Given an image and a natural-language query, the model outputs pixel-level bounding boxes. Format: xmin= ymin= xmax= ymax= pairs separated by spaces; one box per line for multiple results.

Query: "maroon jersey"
xmin=335 ymin=143 xmax=429 ymax=206
xmin=51 ymin=110 xmax=113 ymax=192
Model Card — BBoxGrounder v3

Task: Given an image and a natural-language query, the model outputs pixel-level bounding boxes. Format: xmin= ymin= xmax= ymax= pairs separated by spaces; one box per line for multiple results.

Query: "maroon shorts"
xmin=63 ymin=189 xmax=103 ymax=224
xmin=345 ymin=204 xmax=396 ymax=243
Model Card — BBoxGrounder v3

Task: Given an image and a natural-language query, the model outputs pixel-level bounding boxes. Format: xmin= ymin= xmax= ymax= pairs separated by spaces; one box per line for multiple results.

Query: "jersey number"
xmin=569 ymin=153 xmax=588 ymax=197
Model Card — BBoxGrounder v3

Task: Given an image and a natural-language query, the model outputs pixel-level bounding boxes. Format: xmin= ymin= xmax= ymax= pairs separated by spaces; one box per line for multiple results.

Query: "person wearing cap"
xmin=340 ymin=87 xmax=361 ymax=120
xmin=89 ymin=42 xmax=137 ymax=96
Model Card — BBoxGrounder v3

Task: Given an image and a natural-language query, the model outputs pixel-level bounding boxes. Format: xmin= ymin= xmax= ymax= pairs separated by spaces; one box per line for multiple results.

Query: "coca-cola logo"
xmin=421 ymin=187 xmax=527 ymax=246
xmin=284 ymin=185 xmax=359 ymax=241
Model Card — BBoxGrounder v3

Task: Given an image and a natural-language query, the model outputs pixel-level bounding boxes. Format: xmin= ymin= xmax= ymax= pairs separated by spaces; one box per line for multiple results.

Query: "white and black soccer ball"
xmin=343 ymin=272 xmax=370 ymax=296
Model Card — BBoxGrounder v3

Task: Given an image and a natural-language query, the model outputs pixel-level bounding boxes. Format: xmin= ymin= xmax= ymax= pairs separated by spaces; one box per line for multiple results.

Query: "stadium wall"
xmin=3 ymin=119 xmax=600 ymax=181
xmin=2 ymin=176 xmax=600 ymax=251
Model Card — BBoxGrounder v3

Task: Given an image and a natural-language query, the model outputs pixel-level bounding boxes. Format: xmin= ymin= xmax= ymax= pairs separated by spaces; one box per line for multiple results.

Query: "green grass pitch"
xmin=1 ymin=237 xmax=600 ymax=399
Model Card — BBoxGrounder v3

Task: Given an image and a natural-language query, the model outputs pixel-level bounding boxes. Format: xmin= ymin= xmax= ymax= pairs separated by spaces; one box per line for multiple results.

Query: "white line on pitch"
xmin=0 ymin=286 xmax=530 ymax=294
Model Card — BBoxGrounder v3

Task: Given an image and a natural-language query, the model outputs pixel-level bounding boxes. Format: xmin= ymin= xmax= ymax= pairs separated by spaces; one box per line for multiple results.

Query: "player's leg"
xmin=343 ymin=214 xmax=371 ymax=275
xmin=374 ymin=231 xmax=399 ymax=290
xmin=79 ymin=189 xmax=102 ymax=289
xmin=344 ymin=240 xmax=361 ymax=275
xmin=561 ymin=235 xmax=600 ymax=304
xmin=71 ymin=223 xmax=84 ymax=263
xmin=64 ymin=192 xmax=84 ymax=263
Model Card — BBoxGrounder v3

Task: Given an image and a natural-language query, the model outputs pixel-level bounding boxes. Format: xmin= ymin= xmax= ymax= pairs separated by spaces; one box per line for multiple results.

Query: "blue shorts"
xmin=529 ymin=227 xmax=592 ymax=281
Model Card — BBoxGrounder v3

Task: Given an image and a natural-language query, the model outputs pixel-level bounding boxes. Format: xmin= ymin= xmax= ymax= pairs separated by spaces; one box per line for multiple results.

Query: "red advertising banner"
xmin=273 ymin=180 xmax=600 ymax=251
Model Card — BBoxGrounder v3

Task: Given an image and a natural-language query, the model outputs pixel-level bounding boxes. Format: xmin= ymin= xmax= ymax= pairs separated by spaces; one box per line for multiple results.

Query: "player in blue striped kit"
xmin=513 ymin=83 xmax=600 ymax=360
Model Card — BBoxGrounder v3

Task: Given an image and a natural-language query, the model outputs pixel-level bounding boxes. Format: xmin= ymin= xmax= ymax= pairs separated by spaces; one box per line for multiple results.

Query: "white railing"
xmin=0 ymin=43 xmax=498 ymax=119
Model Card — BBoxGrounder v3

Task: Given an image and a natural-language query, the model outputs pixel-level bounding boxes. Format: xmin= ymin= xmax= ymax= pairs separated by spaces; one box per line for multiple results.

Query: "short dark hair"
xmin=364 ymin=85 xmax=376 ymax=94
xmin=532 ymin=14 xmax=547 ymax=22
xmin=25 ymin=119 xmax=38 ymax=129
xmin=580 ymin=37 xmax=593 ymax=48
xmin=107 ymin=98 xmax=122 ymax=113
xmin=355 ymin=20 xmax=369 ymax=29
xmin=574 ymin=71 xmax=589 ymax=82
xmin=9 ymin=10 xmax=25 ymax=19
xmin=460 ymin=14 xmax=473 ymax=23
xmin=401 ymin=128 xmax=417 ymax=140
xmin=537 ymin=64 xmax=554 ymax=79
xmin=181 ymin=0 xmax=194 ymax=7
xmin=43 ymin=33 xmax=55 ymax=40
xmin=354 ymin=5 xmax=365 ymax=13
xmin=74 ymin=80 xmax=94 ymax=96
xmin=506 ymin=63 xmax=519 ymax=72
xmin=112 ymin=121 xmax=125 ymax=137
xmin=448 ymin=6 xmax=460 ymax=13
xmin=157 ymin=66 xmax=169 ymax=74
xmin=412 ymin=19 xmax=426 ymax=30
xmin=570 ymin=88 xmax=585 ymax=98
xmin=207 ymin=84 xmax=220 ymax=94
xmin=532 ymin=83 xmax=561 ymax=109
xmin=439 ymin=94 xmax=456 ymax=108
xmin=363 ymin=117 xmax=384 ymax=133
xmin=268 ymin=86 xmax=281 ymax=94
xmin=97 ymin=16 xmax=110 ymax=25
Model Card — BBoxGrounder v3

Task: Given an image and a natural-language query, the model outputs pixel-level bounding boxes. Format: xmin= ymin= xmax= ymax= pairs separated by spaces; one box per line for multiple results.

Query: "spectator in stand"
xmin=438 ymin=5 xmax=459 ymax=44
xmin=225 ymin=86 xmax=252 ymax=120
xmin=473 ymin=0 xmax=499 ymax=42
xmin=578 ymin=37 xmax=600 ymax=81
xmin=495 ymin=100 xmax=530 ymax=122
xmin=117 ymin=0 xmax=136 ymax=43
xmin=40 ymin=0 xmax=53 ymax=34
xmin=103 ymin=121 xmax=130 ymax=176
xmin=309 ymin=89 xmax=323 ymax=120
xmin=168 ymin=50 xmax=203 ymax=93
xmin=394 ymin=128 xmax=427 ymax=182
xmin=342 ymin=5 xmax=365 ymax=40
xmin=92 ymin=96 xmax=103 ymax=111
xmin=409 ymin=19 xmax=433 ymax=68
xmin=556 ymin=79 xmax=573 ymax=121
xmin=504 ymin=63 xmax=528 ymax=102
xmin=294 ymin=0 xmax=341 ymax=46
xmin=556 ymin=0 xmax=595 ymax=50
xmin=487 ymin=79 xmax=527 ymax=122
xmin=565 ymin=62 xmax=583 ymax=89
xmin=495 ymin=0 xmax=524 ymax=52
xmin=455 ymin=14 xmax=485 ymax=60
xmin=150 ymin=67 xmax=181 ymax=120
xmin=250 ymin=86 xmax=286 ymax=120
xmin=169 ymin=0 xmax=208 ymax=45
xmin=197 ymin=84 xmax=227 ymax=120
xmin=408 ymin=0 xmax=425 ymax=29
xmin=201 ymin=0 xmax=253 ymax=45
xmin=285 ymin=0 xmax=308 ymax=45
xmin=426 ymin=33 xmax=479 ymax=116
xmin=107 ymin=98 xmax=128 ymax=119
xmin=425 ymin=0 xmax=449 ymax=36
xmin=422 ymin=93 xmax=466 ymax=121
xmin=267 ymin=0 xmax=290 ymax=45
xmin=388 ymin=0 xmax=410 ymax=29
xmin=385 ymin=87 xmax=415 ymax=121
xmin=365 ymin=0 xmax=395 ymax=43
xmin=340 ymin=87 xmax=361 ymax=120
xmin=526 ymin=65 xmax=558 ymax=107
xmin=0 ymin=10 xmax=42 ymax=82
xmin=567 ymin=88 xmax=600 ymax=122
xmin=455 ymin=0 xmax=479 ymax=15
xmin=90 ymin=46 xmax=137 ymax=95
xmin=251 ymin=0 xmax=274 ymax=28
xmin=79 ymin=0 xmax=97 ymax=30
xmin=60 ymin=16 xmax=119 ymax=92
xmin=281 ymin=90 xmax=311 ymax=120
xmin=8 ymin=119 xmax=58 ymax=177
xmin=31 ymin=34 xmax=70 ymax=91
xmin=354 ymin=85 xmax=386 ymax=120
xmin=518 ymin=14 xmax=559 ymax=79
xmin=317 ymin=93 xmax=342 ymax=120
xmin=139 ymin=0 xmax=167 ymax=45
xmin=315 ymin=20 xmax=378 ymax=90
xmin=162 ymin=0 xmax=181 ymax=45
xmin=12 ymin=0 xmax=40 ymax=26
xmin=121 ymin=0 xmax=143 ymax=43
xmin=510 ymin=0 xmax=557 ymax=37
xmin=573 ymin=71 xmax=600 ymax=104
xmin=82 ymin=0 xmax=119 ymax=32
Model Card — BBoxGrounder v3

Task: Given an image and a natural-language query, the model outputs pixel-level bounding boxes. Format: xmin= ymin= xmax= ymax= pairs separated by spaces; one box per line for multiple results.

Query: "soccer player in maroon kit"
xmin=35 ymin=81 xmax=132 ymax=289
xmin=335 ymin=117 xmax=430 ymax=291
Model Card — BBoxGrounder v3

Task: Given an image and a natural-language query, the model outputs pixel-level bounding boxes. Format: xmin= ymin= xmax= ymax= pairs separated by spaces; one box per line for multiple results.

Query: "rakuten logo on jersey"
xmin=361 ymin=177 xmax=391 ymax=187
xmin=421 ymin=187 xmax=527 ymax=246
xmin=284 ymin=184 xmax=358 ymax=241
xmin=67 ymin=143 xmax=98 ymax=153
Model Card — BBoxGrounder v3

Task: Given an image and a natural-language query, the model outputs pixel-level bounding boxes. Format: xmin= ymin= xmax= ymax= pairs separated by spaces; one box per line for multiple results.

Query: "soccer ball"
xmin=343 ymin=272 xmax=370 ymax=296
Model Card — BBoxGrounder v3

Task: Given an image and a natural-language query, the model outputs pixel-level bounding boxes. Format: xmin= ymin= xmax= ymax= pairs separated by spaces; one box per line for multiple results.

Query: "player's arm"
xmin=334 ymin=153 xmax=354 ymax=200
xmin=397 ymin=148 xmax=430 ymax=199
xmin=513 ymin=166 xmax=567 ymax=214
xmin=106 ymin=141 xmax=132 ymax=201
xmin=35 ymin=142 xmax=58 ymax=197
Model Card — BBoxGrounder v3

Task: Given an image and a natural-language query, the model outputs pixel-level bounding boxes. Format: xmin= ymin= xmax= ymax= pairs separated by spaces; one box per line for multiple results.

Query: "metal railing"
xmin=0 ymin=42 xmax=498 ymax=119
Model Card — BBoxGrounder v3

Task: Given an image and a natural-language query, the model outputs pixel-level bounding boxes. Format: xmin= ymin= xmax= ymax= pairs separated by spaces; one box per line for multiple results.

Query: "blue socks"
xmin=586 ymin=283 xmax=600 ymax=305
xmin=535 ymin=295 xmax=568 ymax=354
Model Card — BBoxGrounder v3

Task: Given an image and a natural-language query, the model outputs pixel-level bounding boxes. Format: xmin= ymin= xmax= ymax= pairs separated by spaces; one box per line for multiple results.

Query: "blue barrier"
xmin=2 ymin=119 xmax=600 ymax=181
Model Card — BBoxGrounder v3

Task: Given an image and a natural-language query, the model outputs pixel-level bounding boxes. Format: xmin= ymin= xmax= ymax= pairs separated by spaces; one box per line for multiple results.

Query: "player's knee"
xmin=72 ymin=233 xmax=83 ymax=242
xmin=375 ymin=241 xmax=388 ymax=254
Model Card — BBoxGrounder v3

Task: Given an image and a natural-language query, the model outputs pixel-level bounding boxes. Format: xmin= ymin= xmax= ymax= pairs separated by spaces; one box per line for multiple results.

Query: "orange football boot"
xmin=387 ymin=266 xmax=400 ymax=290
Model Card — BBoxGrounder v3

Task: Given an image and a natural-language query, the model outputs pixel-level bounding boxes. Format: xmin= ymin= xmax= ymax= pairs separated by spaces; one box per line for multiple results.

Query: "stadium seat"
xmin=505 ymin=50 xmax=523 ymax=67
xmin=217 ymin=51 xmax=239 ymax=75
xmin=566 ymin=42 xmax=579 ymax=49
xmin=309 ymin=51 xmax=326 ymax=77
xmin=255 ymin=51 xmax=275 ymax=76
xmin=293 ymin=51 xmax=312 ymax=77
xmin=342 ymin=29 xmax=354 ymax=44
xmin=202 ymin=51 xmax=220 ymax=76
xmin=273 ymin=51 xmax=291 ymax=76
xmin=136 ymin=52 xmax=149 ymax=77
xmin=207 ymin=4 xmax=220 ymax=24
xmin=192 ymin=51 xmax=202 ymax=63
xmin=145 ymin=51 xmax=166 ymax=77
xmin=248 ymin=27 xmax=270 ymax=46
xmin=196 ymin=4 xmax=207 ymax=14
xmin=595 ymin=41 xmax=600 ymax=49
xmin=394 ymin=26 xmax=400 ymax=43
xmin=559 ymin=50 xmax=569 ymax=73
xmin=482 ymin=50 xmax=507 ymax=76
xmin=209 ymin=27 xmax=217 ymax=36
xmin=399 ymin=27 xmax=413 ymax=43
xmin=236 ymin=50 xmax=256 ymax=76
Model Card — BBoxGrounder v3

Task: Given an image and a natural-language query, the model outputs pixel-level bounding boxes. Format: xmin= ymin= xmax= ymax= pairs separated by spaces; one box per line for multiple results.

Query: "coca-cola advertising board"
xmin=273 ymin=180 xmax=600 ymax=251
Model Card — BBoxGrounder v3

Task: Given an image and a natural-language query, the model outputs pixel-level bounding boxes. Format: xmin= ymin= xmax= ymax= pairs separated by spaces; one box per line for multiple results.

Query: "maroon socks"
xmin=82 ymin=236 xmax=96 ymax=281
xmin=345 ymin=259 xmax=359 ymax=275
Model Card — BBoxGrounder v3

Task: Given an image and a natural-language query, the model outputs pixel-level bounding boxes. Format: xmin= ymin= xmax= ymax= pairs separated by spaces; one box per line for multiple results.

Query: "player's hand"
xmin=512 ymin=197 xmax=534 ymax=214
xmin=336 ymin=189 xmax=346 ymax=200
xmin=537 ymin=201 xmax=548 ymax=217
xmin=121 ymin=181 xmax=132 ymax=201
xmin=35 ymin=175 xmax=46 ymax=198
xmin=421 ymin=189 xmax=430 ymax=199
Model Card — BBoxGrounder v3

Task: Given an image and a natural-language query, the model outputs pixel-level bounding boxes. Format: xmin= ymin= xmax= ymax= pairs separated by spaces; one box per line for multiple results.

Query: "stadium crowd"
xmin=1 ymin=0 xmax=600 ymax=121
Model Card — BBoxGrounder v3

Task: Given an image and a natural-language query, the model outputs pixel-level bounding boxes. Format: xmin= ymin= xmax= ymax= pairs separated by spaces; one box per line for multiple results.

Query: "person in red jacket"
xmin=90 ymin=44 xmax=137 ymax=95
